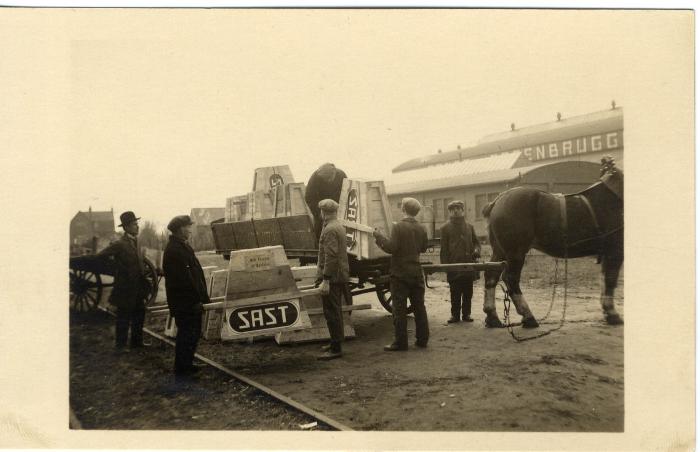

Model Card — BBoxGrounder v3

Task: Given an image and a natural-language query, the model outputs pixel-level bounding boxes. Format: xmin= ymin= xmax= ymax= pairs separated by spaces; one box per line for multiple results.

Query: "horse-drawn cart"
xmin=69 ymin=254 xmax=160 ymax=312
xmin=212 ymin=215 xmax=505 ymax=313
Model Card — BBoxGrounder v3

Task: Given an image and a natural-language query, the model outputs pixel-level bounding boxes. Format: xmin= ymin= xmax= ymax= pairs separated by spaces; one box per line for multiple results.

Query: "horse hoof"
xmin=484 ymin=316 xmax=504 ymax=328
xmin=605 ymin=314 xmax=624 ymax=325
xmin=522 ymin=317 xmax=540 ymax=329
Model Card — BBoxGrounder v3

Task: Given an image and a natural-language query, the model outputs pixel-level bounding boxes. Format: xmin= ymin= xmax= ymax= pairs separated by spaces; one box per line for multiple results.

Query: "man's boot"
xmin=318 ymin=342 xmax=342 ymax=360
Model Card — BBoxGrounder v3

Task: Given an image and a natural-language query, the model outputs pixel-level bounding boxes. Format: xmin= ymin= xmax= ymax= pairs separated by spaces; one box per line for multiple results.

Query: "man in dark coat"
xmin=314 ymin=199 xmax=350 ymax=360
xmin=305 ymin=163 xmax=347 ymax=240
xmin=373 ymin=198 xmax=429 ymax=351
xmin=98 ymin=211 xmax=149 ymax=351
xmin=440 ymin=200 xmax=481 ymax=324
xmin=163 ymin=215 xmax=209 ymax=376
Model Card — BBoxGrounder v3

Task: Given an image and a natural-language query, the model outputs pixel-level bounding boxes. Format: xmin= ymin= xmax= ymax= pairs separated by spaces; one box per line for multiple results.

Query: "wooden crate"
xmin=202 ymin=309 xmax=224 ymax=340
xmin=225 ymin=194 xmax=250 ymax=222
xmin=252 ymin=165 xmax=295 ymax=192
xmin=274 ymin=289 xmax=366 ymax=344
xmin=270 ymin=182 xmax=312 ymax=218
xmin=248 ymin=191 xmax=274 ymax=219
xmin=220 ymin=246 xmax=311 ymax=341
xmin=230 ymin=220 xmax=258 ymax=249
xmin=338 ymin=179 xmax=393 ymax=260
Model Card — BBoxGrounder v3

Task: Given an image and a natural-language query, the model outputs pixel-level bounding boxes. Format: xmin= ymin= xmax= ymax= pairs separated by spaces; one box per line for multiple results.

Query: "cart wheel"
xmin=376 ymin=284 xmax=414 ymax=314
xmin=70 ymin=268 xmax=102 ymax=312
xmin=141 ymin=257 xmax=159 ymax=307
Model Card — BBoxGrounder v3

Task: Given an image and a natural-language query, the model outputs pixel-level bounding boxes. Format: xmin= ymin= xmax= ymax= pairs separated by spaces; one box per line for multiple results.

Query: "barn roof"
xmin=392 ymin=107 xmax=623 ymax=173
xmin=71 ymin=210 xmax=115 ymax=235
xmin=190 ymin=207 xmax=226 ymax=226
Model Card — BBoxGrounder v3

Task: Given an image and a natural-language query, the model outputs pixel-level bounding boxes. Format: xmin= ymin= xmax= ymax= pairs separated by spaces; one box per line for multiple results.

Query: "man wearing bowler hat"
xmin=163 ymin=215 xmax=209 ymax=376
xmin=98 ymin=211 xmax=150 ymax=352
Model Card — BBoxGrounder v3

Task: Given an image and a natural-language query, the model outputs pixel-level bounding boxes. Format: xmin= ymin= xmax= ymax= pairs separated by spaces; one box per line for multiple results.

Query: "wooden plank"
xmin=304 ymin=304 xmax=372 ymax=315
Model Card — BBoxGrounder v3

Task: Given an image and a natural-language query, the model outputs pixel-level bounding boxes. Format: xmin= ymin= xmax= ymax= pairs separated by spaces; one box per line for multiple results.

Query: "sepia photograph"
xmin=0 ymin=4 xmax=695 ymax=451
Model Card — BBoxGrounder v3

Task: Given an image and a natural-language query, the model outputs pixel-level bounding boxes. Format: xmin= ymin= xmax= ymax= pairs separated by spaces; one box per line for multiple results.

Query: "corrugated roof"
xmin=385 ymin=150 xmax=523 ymax=189
xmin=385 ymin=161 xmax=551 ymax=196
xmin=393 ymin=107 xmax=623 ymax=173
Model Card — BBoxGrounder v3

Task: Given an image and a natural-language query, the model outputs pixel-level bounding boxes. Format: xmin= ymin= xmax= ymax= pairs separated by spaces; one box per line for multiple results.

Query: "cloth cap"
xmin=318 ymin=199 xmax=339 ymax=212
xmin=167 ymin=215 xmax=194 ymax=233
xmin=401 ymin=197 xmax=422 ymax=216
xmin=447 ymin=200 xmax=465 ymax=210
xmin=118 ymin=211 xmax=140 ymax=227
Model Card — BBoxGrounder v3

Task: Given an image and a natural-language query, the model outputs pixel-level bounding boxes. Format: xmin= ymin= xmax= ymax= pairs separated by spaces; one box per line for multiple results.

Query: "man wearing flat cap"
xmin=314 ymin=199 xmax=350 ymax=360
xmin=373 ymin=198 xmax=430 ymax=351
xmin=440 ymin=200 xmax=481 ymax=324
xmin=305 ymin=163 xmax=348 ymax=240
xmin=163 ymin=215 xmax=210 ymax=376
xmin=98 ymin=211 xmax=150 ymax=351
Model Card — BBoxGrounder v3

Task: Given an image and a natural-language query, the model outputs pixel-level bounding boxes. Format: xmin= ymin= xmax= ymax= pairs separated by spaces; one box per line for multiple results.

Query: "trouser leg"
xmin=449 ymin=283 xmax=461 ymax=319
xmin=410 ymin=284 xmax=429 ymax=345
xmin=115 ymin=307 xmax=129 ymax=347
xmin=174 ymin=314 xmax=200 ymax=371
xmin=130 ymin=304 xmax=146 ymax=347
xmin=390 ymin=279 xmax=409 ymax=348
xmin=322 ymin=284 xmax=345 ymax=350
xmin=461 ymin=281 xmax=473 ymax=319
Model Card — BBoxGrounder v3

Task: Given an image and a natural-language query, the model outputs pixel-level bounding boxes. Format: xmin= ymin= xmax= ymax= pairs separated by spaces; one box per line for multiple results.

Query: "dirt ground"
xmin=69 ymin=310 xmax=331 ymax=430
xmin=74 ymin=251 xmax=624 ymax=431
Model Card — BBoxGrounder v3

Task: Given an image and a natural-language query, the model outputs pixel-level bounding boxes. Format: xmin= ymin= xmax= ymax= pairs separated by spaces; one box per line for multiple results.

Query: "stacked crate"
xmin=337 ymin=179 xmax=394 ymax=260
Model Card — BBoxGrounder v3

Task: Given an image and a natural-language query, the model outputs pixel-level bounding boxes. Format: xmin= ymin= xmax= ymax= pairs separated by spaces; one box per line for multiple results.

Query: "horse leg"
xmin=601 ymin=255 xmax=623 ymax=325
xmin=503 ymin=257 xmax=539 ymax=329
xmin=483 ymin=241 xmax=504 ymax=328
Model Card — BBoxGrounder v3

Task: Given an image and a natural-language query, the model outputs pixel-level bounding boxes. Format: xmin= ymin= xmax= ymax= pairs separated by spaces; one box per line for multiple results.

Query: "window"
xmin=431 ymin=197 xmax=454 ymax=223
xmin=475 ymin=192 xmax=500 ymax=219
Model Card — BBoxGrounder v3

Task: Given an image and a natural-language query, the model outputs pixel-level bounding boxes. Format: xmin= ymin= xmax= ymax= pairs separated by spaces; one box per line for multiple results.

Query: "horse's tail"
xmin=482 ymin=200 xmax=496 ymax=219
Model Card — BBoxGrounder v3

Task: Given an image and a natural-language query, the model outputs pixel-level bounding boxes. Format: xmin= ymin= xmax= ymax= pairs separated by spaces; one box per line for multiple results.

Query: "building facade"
xmin=385 ymin=107 xmax=623 ymax=239
xmin=69 ymin=208 xmax=116 ymax=254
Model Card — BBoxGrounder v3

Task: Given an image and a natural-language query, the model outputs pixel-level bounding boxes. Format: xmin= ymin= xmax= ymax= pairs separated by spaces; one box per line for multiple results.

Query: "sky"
xmin=66 ymin=9 xmax=662 ymax=230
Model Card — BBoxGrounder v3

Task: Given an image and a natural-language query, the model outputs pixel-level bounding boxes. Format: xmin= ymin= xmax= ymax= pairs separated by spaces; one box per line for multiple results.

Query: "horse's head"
xmin=600 ymin=156 xmax=623 ymax=201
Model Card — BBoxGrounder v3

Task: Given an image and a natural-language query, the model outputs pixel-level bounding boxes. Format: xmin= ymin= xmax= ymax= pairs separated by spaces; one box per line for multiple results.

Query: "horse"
xmin=481 ymin=157 xmax=624 ymax=328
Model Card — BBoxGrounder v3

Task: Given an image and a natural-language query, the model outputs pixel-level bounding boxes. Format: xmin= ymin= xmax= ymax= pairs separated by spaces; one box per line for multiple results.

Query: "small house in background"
xmin=69 ymin=207 xmax=116 ymax=255
xmin=190 ymin=207 xmax=225 ymax=251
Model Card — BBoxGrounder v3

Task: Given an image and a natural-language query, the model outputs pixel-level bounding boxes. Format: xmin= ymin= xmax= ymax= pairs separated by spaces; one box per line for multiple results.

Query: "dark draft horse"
xmin=482 ymin=157 xmax=624 ymax=328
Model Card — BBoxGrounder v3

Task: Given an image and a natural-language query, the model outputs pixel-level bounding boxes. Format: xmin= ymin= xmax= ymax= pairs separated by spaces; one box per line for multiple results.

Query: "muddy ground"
xmin=73 ymin=251 xmax=624 ymax=431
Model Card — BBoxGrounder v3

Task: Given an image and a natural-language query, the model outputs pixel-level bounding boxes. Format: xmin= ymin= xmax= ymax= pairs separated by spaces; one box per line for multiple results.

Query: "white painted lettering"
xmin=591 ymin=135 xmax=602 ymax=151
xmin=606 ymin=132 xmax=619 ymax=148
xmin=563 ymin=141 xmax=573 ymax=155
xmin=523 ymin=147 xmax=532 ymax=159
xmin=264 ymin=307 xmax=277 ymax=326
xmin=250 ymin=309 xmax=264 ymax=327
xmin=237 ymin=311 xmax=250 ymax=330
xmin=535 ymin=145 xmax=546 ymax=160
xmin=278 ymin=305 xmax=289 ymax=323
xmin=576 ymin=138 xmax=587 ymax=154
xmin=548 ymin=143 xmax=559 ymax=158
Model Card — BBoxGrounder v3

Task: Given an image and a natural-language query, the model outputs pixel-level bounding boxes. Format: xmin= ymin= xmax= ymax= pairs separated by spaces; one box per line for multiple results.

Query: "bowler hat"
xmin=118 ymin=211 xmax=140 ymax=227
xmin=318 ymin=199 xmax=339 ymax=212
xmin=447 ymin=200 xmax=465 ymax=210
xmin=167 ymin=215 xmax=194 ymax=233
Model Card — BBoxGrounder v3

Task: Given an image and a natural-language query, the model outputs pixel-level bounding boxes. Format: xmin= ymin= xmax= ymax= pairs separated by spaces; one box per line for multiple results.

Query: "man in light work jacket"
xmin=98 ymin=211 xmax=150 ymax=352
xmin=373 ymin=198 xmax=429 ymax=351
xmin=314 ymin=199 xmax=350 ymax=361
xmin=305 ymin=163 xmax=348 ymax=240
xmin=440 ymin=200 xmax=481 ymax=324
xmin=163 ymin=215 xmax=210 ymax=376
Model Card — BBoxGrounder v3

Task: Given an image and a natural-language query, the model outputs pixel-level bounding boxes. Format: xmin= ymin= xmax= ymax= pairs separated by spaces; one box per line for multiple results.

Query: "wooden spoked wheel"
xmin=376 ymin=283 xmax=414 ymax=314
xmin=69 ymin=269 xmax=102 ymax=312
xmin=141 ymin=257 xmax=159 ymax=307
